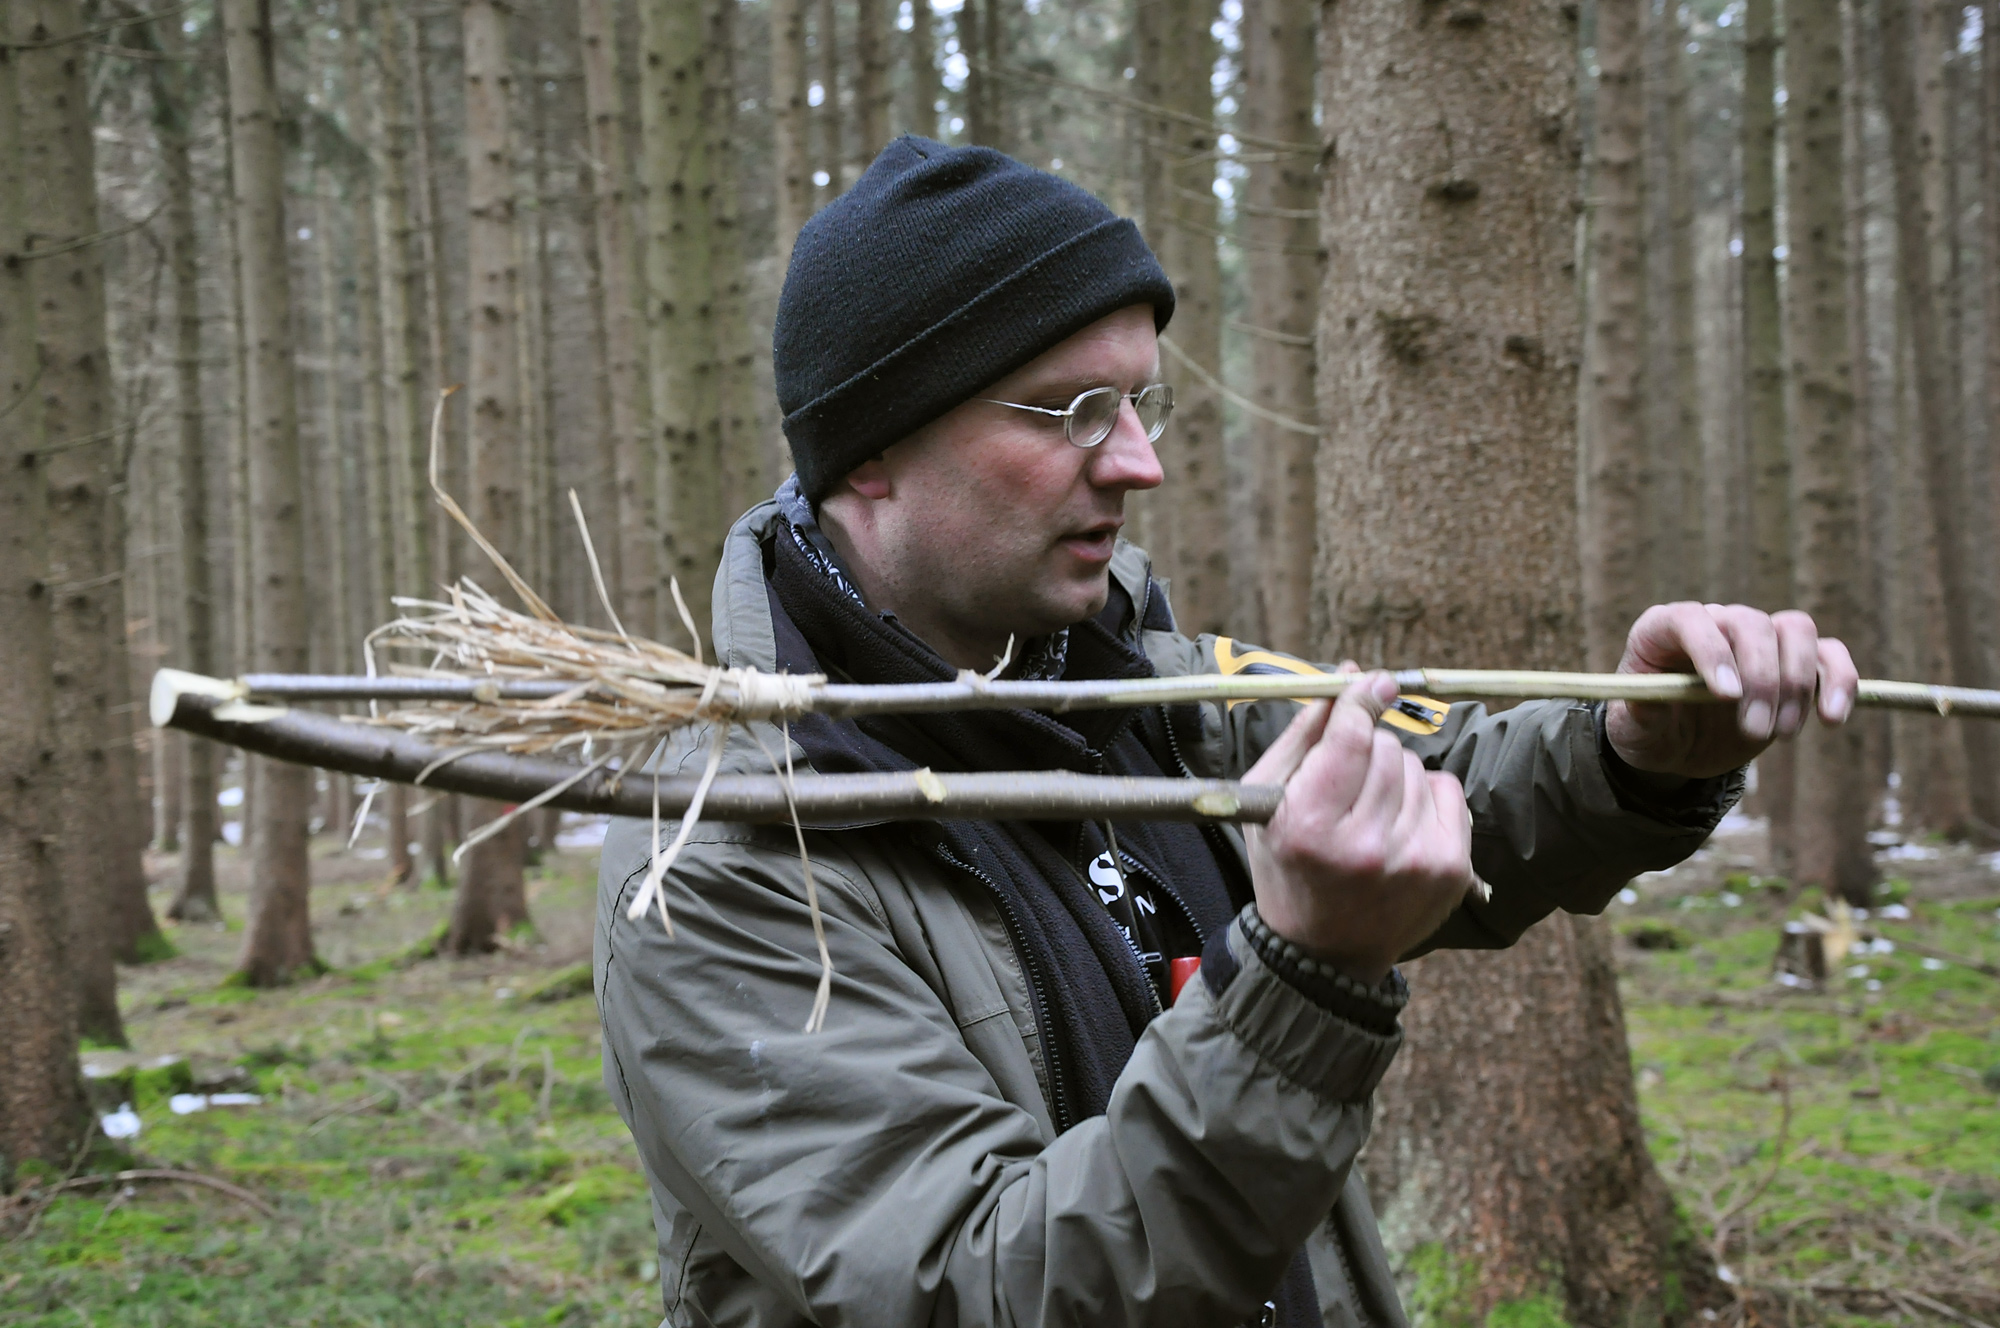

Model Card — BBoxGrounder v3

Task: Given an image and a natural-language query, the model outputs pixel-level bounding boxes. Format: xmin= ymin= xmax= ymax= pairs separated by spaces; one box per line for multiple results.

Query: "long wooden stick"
xmin=229 ymin=668 xmax=2000 ymax=718
xmin=155 ymin=682 xmax=1282 ymax=825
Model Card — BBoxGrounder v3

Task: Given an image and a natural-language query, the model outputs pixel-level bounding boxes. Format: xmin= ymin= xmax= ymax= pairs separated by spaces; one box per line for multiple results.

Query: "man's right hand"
xmin=1242 ymin=671 xmax=1477 ymax=986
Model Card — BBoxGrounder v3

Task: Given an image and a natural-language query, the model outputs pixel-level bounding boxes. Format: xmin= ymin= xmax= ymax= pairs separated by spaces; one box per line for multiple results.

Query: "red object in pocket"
xmin=1169 ymin=956 xmax=1202 ymax=1003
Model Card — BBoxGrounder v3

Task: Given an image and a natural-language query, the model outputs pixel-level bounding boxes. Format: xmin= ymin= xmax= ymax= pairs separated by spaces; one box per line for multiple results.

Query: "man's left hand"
xmin=1604 ymin=602 xmax=1859 ymax=781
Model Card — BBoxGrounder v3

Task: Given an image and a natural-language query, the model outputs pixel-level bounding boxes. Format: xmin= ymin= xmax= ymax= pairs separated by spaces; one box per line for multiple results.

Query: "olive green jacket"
xmin=594 ymin=501 xmax=1738 ymax=1328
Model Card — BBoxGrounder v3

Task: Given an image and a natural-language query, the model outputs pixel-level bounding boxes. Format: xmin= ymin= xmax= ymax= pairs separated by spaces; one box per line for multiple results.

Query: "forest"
xmin=0 ymin=0 xmax=1997 ymax=1323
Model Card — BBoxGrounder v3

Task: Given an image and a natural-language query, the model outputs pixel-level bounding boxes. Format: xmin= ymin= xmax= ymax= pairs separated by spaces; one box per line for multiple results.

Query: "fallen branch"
xmin=152 ymin=677 xmax=1283 ymax=826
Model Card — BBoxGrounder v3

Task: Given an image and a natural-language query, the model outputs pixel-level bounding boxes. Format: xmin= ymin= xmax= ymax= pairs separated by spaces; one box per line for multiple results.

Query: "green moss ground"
xmin=2 ymin=817 xmax=1995 ymax=1325
xmin=1 ymin=836 xmax=660 ymax=1326
xmin=1616 ymin=830 xmax=2000 ymax=1325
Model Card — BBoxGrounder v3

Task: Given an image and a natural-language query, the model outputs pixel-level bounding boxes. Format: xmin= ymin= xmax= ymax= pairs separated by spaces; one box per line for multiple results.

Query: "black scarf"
xmin=765 ymin=531 xmax=1322 ymax=1327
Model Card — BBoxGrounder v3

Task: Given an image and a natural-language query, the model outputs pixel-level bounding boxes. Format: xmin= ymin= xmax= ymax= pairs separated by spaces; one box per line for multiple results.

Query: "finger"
xmin=1335 ymin=659 xmax=1361 ymax=674
xmin=1711 ymin=604 xmax=1780 ymax=741
xmin=1244 ymin=698 xmax=1333 ymax=787
xmin=1284 ymin=673 xmax=1398 ymax=820
xmin=1387 ymin=747 xmax=1432 ymax=850
xmin=1426 ymin=769 xmax=1476 ymax=885
xmin=1342 ymin=728 xmax=1410 ymax=835
xmin=1621 ymin=602 xmax=1743 ymax=698
xmin=1815 ymin=636 xmax=1859 ymax=725
xmin=1770 ymin=610 xmax=1821 ymax=736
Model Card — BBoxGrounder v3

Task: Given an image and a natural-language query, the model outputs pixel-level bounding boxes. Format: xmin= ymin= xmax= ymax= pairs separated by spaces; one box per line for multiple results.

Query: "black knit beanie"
xmin=774 ymin=136 xmax=1177 ymax=504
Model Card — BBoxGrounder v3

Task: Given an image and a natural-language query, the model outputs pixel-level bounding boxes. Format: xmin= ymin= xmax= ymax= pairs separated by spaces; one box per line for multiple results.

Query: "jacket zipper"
xmin=1090 ymin=836 xmax=1166 ymax=1020
xmin=931 ymin=840 xmax=1077 ymax=1134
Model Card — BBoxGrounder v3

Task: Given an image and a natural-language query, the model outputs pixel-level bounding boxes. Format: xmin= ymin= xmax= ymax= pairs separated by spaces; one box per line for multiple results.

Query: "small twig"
xmin=11 ymin=201 xmax=165 ymax=262
xmin=6 ymin=1129 xmax=97 ymax=1241
xmin=37 ymin=1169 xmax=276 ymax=1220
xmin=1709 ymin=1071 xmax=1793 ymax=1267
xmin=2 ymin=0 xmax=197 ymax=49
xmin=1871 ymin=932 xmax=2000 ymax=979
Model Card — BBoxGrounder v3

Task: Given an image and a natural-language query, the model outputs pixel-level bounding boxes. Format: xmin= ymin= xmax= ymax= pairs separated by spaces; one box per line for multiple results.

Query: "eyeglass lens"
xmin=1067 ymin=385 xmax=1174 ymax=448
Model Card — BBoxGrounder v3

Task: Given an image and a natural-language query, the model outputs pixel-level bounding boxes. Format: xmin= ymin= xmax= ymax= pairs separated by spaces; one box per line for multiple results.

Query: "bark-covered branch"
xmin=153 ymin=681 xmax=1284 ymax=826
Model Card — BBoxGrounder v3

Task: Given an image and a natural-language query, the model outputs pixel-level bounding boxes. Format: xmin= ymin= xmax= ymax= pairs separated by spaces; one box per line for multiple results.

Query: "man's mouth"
xmin=1058 ymin=523 xmax=1121 ymax=562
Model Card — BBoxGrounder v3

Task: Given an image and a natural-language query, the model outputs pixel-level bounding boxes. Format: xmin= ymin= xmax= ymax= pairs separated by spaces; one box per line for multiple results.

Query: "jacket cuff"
xmin=1593 ymin=702 xmax=1745 ymax=832
xmin=1198 ymin=910 xmax=1403 ymax=1102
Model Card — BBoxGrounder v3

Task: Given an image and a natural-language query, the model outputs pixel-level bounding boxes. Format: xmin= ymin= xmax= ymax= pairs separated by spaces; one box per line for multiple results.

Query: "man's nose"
xmin=1087 ymin=399 xmax=1165 ymax=492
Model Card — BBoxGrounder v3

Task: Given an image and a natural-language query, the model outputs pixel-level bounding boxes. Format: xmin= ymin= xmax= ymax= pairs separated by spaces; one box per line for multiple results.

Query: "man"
xmin=594 ymin=138 xmax=1855 ymax=1328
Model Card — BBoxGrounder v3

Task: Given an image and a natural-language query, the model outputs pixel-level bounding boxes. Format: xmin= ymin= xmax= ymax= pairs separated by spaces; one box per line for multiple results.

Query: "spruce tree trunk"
xmin=20 ymin=0 xmax=131 ymax=1042
xmin=311 ymin=169 xmax=355 ymax=837
xmin=579 ymin=0 xmax=657 ymax=637
xmin=773 ymin=0 xmax=812 ymax=259
xmin=815 ymin=0 xmax=844 ymax=203
xmin=342 ymin=0 xmax=392 ymax=644
xmin=0 ymin=18 xmax=90 ymax=1166
xmin=1987 ymin=0 xmax=2000 ymax=589
xmin=962 ymin=0 xmax=1004 ymax=149
xmin=1140 ymin=0 xmax=1227 ymax=636
xmin=643 ymin=0 xmax=723 ymax=643
xmin=224 ymin=0 xmax=318 ymax=984
xmin=1739 ymin=0 xmax=1794 ymax=867
xmin=853 ymin=0 xmax=888 ymax=160
xmin=1663 ymin=4 xmax=1702 ymax=600
xmin=1843 ymin=0 xmax=1892 ymax=807
xmin=406 ymin=8 xmax=464 ymax=889
xmin=375 ymin=0 xmax=429 ymax=883
xmin=1782 ymin=0 xmax=1872 ymax=901
xmin=449 ymin=0 xmax=532 ymax=954
xmin=1877 ymin=0 xmax=2000 ymax=833
xmin=1319 ymin=0 xmax=1718 ymax=1318
xmin=904 ymin=0 xmax=942 ymax=138
xmin=150 ymin=13 xmax=221 ymax=921
xmin=1580 ymin=0 xmax=1651 ymax=673
xmin=709 ymin=0 xmax=762 ymax=518
xmin=1243 ymin=0 xmax=1319 ymax=656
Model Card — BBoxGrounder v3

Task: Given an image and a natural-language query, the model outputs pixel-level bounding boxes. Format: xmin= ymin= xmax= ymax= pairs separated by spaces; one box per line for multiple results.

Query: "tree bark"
xmin=772 ymin=0 xmax=813 ymax=261
xmin=1318 ymin=0 xmax=1716 ymax=1317
xmin=1877 ymin=0 xmax=2000 ymax=834
xmin=709 ymin=0 xmax=762 ymax=519
xmin=580 ymin=0 xmax=657 ymax=638
xmin=223 ymin=0 xmax=318 ymax=984
xmin=1843 ymin=0 xmax=1893 ymax=810
xmin=853 ymin=0 xmax=889 ymax=161
xmin=374 ymin=0 xmax=429 ymax=884
xmin=449 ymin=0 xmax=533 ymax=953
xmin=815 ymin=0 xmax=844 ymax=203
xmin=1243 ymin=0 xmax=1320 ymax=655
xmin=20 ymin=0 xmax=131 ymax=1042
xmin=904 ymin=0 xmax=942 ymax=138
xmin=1782 ymin=0 xmax=1872 ymax=901
xmin=342 ymin=0 xmax=393 ymax=648
xmin=643 ymin=0 xmax=724 ymax=645
xmin=0 ymin=15 xmax=90 ymax=1166
xmin=1580 ymin=0 xmax=1650 ymax=673
xmin=147 ymin=10 xmax=221 ymax=921
xmin=1739 ymin=0 xmax=1794 ymax=865
xmin=1141 ymin=0 xmax=1228 ymax=636
xmin=1662 ymin=2 xmax=1702 ymax=601
xmin=1987 ymin=0 xmax=2000 ymax=626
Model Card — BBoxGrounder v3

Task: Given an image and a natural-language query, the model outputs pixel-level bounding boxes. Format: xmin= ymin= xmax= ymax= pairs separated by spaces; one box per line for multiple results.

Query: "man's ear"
xmin=845 ymin=455 xmax=892 ymax=500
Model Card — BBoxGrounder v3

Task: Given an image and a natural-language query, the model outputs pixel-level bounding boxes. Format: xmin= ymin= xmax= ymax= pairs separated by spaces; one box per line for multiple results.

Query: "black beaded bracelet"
xmin=1237 ymin=906 xmax=1408 ymax=1036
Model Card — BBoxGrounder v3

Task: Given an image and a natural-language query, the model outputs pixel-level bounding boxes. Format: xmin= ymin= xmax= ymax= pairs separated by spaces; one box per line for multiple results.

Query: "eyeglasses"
xmin=977 ymin=383 xmax=1175 ymax=449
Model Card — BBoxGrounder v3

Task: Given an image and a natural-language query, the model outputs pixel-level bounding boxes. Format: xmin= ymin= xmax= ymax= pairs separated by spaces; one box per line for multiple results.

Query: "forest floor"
xmin=0 ymin=806 xmax=1996 ymax=1327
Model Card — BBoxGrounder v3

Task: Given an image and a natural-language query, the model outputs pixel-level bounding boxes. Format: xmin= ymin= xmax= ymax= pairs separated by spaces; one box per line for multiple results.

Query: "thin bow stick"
xmin=223 ymin=668 xmax=2000 ymax=719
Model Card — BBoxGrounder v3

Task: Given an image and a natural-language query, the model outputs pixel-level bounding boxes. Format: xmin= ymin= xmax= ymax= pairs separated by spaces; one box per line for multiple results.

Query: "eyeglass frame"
xmin=976 ymin=383 xmax=1175 ymax=449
